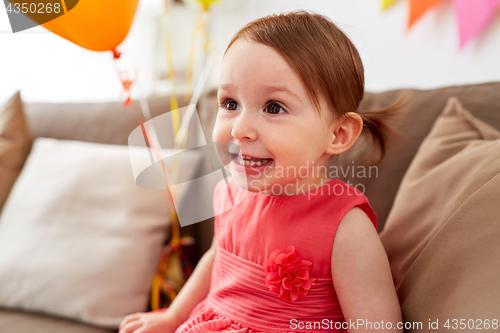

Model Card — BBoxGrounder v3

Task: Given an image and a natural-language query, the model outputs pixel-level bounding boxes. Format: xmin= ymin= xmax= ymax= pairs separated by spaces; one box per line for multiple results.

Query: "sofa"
xmin=0 ymin=81 xmax=498 ymax=332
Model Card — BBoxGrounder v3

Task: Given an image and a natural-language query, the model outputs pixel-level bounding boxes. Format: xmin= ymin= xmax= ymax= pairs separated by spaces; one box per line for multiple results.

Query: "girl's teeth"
xmin=235 ymin=155 xmax=271 ymax=167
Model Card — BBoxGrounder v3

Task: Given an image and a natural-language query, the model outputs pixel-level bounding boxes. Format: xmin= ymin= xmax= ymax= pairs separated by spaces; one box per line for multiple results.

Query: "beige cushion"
xmin=0 ymin=138 xmax=201 ymax=328
xmin=380 ymin=97 xmax=500 ymax=323
xmin=0 ymin=92 xmax=32 ymax=214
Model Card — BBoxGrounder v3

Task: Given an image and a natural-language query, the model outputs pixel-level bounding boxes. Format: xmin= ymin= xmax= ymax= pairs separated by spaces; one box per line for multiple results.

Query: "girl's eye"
xmin=220 ymin=99 xmax=240 ymax=111
xmin=265 ymin=102 xmax=286 ymax=114
xmin=219 ymin=99 xmax=286 ymax=114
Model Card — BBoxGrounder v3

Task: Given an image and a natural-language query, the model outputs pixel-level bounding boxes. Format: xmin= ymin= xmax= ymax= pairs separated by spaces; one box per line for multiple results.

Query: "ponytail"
xmin=356 ymin=92 xmax=412 ymax=165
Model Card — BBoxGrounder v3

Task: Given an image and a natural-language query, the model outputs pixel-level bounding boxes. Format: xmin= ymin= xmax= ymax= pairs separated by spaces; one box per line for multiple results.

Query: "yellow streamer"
xmin=151 ymin=0 xmax=222 ymax=311
xmin=195 ymin=0 xmax=221 ymax=11
xmin=163 ymin=0 xmax=180 ymax=132
xmin=382 ymin=0 xmax=399 ymax=11
xmin=185 ymin=7 xmax=203 ymax=101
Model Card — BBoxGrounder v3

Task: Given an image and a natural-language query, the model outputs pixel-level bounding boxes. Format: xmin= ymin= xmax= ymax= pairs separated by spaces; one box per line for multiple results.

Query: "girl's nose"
xmin=231 ymin=109 xmax=258 ymax=141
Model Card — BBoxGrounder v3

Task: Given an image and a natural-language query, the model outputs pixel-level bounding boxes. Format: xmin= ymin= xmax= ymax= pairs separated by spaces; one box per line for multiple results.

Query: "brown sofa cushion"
xmin=0 ymin=92 xmax=32 ymax=214
xmin=379 ymin=97 xmax=500 ymax=324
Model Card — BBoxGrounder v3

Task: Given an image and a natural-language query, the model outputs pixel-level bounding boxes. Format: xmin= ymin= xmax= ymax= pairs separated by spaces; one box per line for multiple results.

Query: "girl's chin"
xmin=234 ymin=178 xmax=271 ymax=194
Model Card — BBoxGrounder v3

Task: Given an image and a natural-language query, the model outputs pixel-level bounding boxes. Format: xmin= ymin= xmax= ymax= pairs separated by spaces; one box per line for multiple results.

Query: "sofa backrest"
xmin=355 ymin=81 xmax=500 ymax=230
xmin=197 ymin=82 xmax=500 ymax=232
xmin=23 ymin=81 xmax=500 ymax=235
xmin=23 ymin=95 xmax=201 ymax=148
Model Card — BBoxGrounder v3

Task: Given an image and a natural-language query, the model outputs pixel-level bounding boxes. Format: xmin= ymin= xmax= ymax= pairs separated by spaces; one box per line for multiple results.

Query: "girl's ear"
xmin=326 ymin=112 xmax=363 ymax=155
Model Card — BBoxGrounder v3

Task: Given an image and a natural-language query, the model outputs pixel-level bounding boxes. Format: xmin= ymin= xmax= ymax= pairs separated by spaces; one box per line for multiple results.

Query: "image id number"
xmin=6 ymin=2 xmax=61 ymax=14
xmin=444 ymin=319 xmax=499 ymax=330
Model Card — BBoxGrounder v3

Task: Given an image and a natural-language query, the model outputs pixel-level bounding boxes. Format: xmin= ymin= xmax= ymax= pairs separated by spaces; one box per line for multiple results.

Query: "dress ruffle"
xmin=175 ymin=301 xmax=268 ymax=333
xmin=175 ymin=301 xmax=346 ymax=333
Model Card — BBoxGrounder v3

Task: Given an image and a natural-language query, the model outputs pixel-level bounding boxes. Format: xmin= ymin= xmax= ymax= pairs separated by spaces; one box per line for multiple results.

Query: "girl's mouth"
xmin=229 ymin=154 xmax=274 ymax=174
xmin=231 ymin=154 xmax=273 ymax=167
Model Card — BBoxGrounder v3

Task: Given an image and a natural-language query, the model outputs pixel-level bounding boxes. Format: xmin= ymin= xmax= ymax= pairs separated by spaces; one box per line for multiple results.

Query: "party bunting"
xmin=453 ymin=0 xmax=500 ymax=49
xmin=382 ymin=0 xmax=500 ymax=50
xmin=408 ymin=0 xmax=444 ymax=29
xmin=381 ymin=0 xmax=399 ymax=11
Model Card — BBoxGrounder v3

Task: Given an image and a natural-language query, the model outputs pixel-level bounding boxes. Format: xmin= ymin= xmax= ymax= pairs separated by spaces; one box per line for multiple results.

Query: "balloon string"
xmin=111 ymin=49 xmax=186 ymax=310
xmin=113 ymin=49 xmax=188 ymax=310
xmin=112 ymin=50 xmax=134 ymax=107
xmin=111 ymin=48 xmax=179 ymax=232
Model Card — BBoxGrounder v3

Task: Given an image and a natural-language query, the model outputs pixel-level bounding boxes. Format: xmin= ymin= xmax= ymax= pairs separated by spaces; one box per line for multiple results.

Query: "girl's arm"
xmin=119 ymin=236 xmax=217 ymax=333
xmin=166 ymin=236 xmax=217 ymax=323
xmin=331 ymin=207 xmax=403 ymax=333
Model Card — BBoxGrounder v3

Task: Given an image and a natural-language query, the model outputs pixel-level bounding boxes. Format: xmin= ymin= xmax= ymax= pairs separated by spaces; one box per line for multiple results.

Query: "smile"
xmin=231 ymin=154 xmax=273 ymax=167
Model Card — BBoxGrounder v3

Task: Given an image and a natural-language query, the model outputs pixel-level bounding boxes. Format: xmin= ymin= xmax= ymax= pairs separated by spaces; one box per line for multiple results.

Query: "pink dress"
xmin=175 ymin=176 xmax=377 ymax=333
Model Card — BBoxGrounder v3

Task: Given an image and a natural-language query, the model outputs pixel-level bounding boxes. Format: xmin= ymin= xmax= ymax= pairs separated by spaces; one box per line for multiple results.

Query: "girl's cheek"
xmin=212 ymin=121 xmax=228 ymax=142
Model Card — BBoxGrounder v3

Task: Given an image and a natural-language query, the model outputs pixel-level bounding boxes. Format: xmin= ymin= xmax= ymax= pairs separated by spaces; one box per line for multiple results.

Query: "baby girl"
xmin=119 ymin=10 xmax=405 ymax=333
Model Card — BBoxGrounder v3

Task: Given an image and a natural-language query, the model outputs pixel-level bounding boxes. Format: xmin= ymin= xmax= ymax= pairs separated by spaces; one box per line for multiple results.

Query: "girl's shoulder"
xmin=324 ymin=179 xmax=378 ymax=231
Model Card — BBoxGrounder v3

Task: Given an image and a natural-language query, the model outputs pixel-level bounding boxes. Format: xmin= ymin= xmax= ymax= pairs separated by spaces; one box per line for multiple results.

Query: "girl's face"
xmin=213 ymin=38 xmax=337 ymax=195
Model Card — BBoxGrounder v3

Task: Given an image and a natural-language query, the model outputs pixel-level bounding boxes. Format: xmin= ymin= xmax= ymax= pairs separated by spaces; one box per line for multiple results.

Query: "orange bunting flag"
xmin=381 ymin=0 xmax=399 ymax=11
xmin=408 ymin=0 xmax=445 ymax=29
xmin=453 ymin=0 xmax=500 ymax=49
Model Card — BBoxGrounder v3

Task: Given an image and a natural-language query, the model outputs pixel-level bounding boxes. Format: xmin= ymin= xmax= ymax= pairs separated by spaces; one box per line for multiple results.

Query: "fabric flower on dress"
xmin=263 ymin=245 xmax=317 ymax=302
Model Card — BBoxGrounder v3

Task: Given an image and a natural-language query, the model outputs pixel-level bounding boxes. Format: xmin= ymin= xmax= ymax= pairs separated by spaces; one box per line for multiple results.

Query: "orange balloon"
xmin=41 ymin=0 xmax=140 ymax=52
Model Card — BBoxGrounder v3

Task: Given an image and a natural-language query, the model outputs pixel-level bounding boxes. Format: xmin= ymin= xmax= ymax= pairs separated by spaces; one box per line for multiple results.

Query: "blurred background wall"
xmin=1 ymin=0 xmax=500 ymax=105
